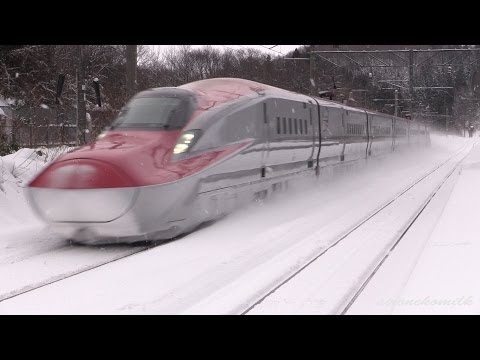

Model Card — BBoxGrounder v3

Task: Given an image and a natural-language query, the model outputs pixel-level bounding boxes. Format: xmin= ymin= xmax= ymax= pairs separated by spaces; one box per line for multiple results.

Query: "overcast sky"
xmin=148 ymin=45 xmax=302 ymax=57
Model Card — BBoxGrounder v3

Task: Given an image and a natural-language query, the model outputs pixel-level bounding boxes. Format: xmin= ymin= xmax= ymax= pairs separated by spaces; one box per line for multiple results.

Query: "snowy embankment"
xmin=348 ymin=139 xmax=480 ymax=315
xmin=0 ymin=147 xmax=70 ymax=229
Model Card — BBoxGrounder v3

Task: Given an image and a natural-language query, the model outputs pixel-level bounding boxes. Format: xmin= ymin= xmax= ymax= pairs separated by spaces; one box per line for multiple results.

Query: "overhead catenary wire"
xmin=258 ymin=45 xmax=285 ymax=56
xmin=220 ymin=45 xmax=288 ymax=58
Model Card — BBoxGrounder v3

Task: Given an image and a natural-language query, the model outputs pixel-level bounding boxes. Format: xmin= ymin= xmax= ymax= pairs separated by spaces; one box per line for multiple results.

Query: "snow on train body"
xmin=26 ymin=78 xmax=430 ymax=244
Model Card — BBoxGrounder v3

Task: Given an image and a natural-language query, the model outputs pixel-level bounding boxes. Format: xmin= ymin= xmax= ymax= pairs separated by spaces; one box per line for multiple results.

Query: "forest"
xmin=1 ymin=44 xmax=479 ymax=154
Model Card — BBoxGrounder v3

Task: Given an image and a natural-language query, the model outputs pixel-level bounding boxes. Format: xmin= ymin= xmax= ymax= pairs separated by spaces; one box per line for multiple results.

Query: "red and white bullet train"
xmin=27 ymin=78 xmax=430 ymax=244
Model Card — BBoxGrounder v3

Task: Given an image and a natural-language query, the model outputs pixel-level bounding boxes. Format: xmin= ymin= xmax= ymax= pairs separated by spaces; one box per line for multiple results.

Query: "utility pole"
xmin=126 ymin=45 xmax=137 ymax=99
xmin=408 ymin=49 xmax=414 ymax=119
xmin=309 ymin=45 xmax=316 ymax=96
xmin=76 ymin=45 xmax=87 ymax=146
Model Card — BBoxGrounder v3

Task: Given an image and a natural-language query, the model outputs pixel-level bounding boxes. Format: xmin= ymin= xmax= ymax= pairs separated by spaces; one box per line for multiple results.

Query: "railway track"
xmin=0 ymin=235 xmax=190 ymax=303
xmin=241 ymin=142 xmax=474 ymax=315
xmin=0 ymin=217 xmax=219 ymax=304
xmin=338 ymin=145 xmax=474 ymax=314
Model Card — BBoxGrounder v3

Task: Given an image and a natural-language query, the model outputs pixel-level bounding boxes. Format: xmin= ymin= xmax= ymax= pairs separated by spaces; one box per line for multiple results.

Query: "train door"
xmin=309 ymin=100 xmax=321 ymax=173
xmin=306 ymin=101 xmax=317 ymax=166
xmin=319 ymin=105 xmax=344 ymax=166
xmin=365 ymin=110 xmax=372 ymax=157
xmin=260 ymin=100 xmax=270 ymax=178
xmin=263 ymin=98 xmax=314 ymax=179
xmin=306 ymin=101 xmax=317 ymax=170
xmin=343 ymin=109 xmax=369 ymax=162
xmin=340 ymin=109 xmax=346 ymax=161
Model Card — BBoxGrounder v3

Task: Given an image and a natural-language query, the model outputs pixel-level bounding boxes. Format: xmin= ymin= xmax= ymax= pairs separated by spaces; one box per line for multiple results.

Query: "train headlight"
xmin=173 ymin=130 xmax=201 ymax=154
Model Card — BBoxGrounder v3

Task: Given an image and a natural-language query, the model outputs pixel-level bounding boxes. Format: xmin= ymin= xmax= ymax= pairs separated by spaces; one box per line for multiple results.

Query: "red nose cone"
xmin=29 ymin=158 xmax=134 ymax=189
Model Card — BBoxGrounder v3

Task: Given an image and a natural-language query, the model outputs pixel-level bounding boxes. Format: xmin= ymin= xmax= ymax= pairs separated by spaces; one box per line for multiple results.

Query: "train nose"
xmin=27 ymin=159 xmax=138 ymax=223
xmin=29 ymin=158 xmax=135 ymax=189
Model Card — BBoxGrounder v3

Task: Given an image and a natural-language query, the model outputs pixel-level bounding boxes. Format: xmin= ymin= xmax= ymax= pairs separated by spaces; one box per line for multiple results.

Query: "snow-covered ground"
xmin=247 ymin=145 xmax=470 ymax=314
xmin=0 ymin=147 xmax=74 ymax=261
xmin=0 ymin=148 xmax=46 ymax=228
xmin=348 ymin=141 xmax=480 ymax=315
xmin=0 ymin=146 xmax=71 ymax=228
xmin=0 ymin=134 xmax=477 ymax=314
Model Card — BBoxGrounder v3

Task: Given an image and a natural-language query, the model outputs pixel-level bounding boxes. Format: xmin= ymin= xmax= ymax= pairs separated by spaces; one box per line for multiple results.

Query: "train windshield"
xmin=111 ymin=97 xmax=189 ymax=130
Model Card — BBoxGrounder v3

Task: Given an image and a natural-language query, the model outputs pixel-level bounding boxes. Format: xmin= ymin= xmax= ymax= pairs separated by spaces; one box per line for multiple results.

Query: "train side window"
xmin=276 ymin=117 xmax=280 ymax=135
xmin=294 ymin=118 xmax=298 ymax=134
xmin=288 ymin=118 xmax=292 ymax=134
xmin=305 ymin=119 xmax=308 ymax=134
xmin=299 ymin=118 xmax=303 ymax=134
xmin=283 ymin=117 xmax=286 ymax=134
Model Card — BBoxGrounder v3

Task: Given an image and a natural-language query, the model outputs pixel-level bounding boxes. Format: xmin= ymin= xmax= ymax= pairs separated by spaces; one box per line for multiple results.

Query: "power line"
xmin=258 ymin=45 xmax=285 ymax=56
xmin=221 ymin=45 xmax=286 ymax=56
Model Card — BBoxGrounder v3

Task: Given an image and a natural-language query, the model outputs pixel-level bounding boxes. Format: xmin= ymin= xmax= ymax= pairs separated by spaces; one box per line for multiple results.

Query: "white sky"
xmin=148 ymin=45 xmax=302 ymax=57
